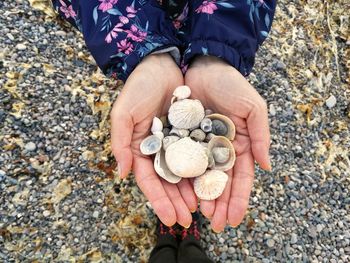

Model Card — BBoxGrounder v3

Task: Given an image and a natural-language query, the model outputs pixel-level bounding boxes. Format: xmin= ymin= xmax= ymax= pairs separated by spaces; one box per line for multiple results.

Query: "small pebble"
xmin=269 ymin=104 xmax=276 ymax=116
xmin=43 ymin=210 xmax=51 ymax=217
xmin=25 ymin=142 xmax=36 ymax=151
xmin=325 ymin=95 xmax=337 ymax=108
xmin=290 ymin=233 xmax=298 ymax=244
xmin=267 ymin=239 xmax=275 ymax=248
xmin=16 ymin=43 xmax=27 ymax=50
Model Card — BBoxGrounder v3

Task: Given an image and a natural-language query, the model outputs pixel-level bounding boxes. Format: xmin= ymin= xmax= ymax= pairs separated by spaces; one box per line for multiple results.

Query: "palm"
xmin=185 ymin=57 xmax=270 ymax=231
xmin=111 ymin=54 xmax=197 ymax=227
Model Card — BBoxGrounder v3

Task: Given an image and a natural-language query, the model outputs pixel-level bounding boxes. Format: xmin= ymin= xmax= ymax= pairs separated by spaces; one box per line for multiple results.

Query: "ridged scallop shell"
xmin=154 ymin=149 xmax=182 ymax=184
xmin=140 ymin=135 xmax=162 ymax=155
xmin=208 ymin=136 xmax=236 ymax=171
xmin=165 ymin=137 xmax=208 ymax=178
xmin=168 ymin=99 xmax=205 ymax=130
xmin=207 ymin=114 xmax=236 ymax=140
xmin=162 ymin=135 xmax=180 ymax=151
xmin=171 ymin=85 xmax=191 ymax=104
xmin=194 ymin=170 xmax=228 ymax=200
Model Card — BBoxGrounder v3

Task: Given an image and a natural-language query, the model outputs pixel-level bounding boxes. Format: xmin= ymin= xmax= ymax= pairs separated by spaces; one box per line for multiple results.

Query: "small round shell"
xmin=205 ymin=133 xmax=215 ymax=142
xmin=194 ymin=170 xmax=228 ymax=200
xmin=212 ymin=147 xmax=230 ymax=164
xmin=208 ymin=136 xmax=236 ymax=171
xmin=190 ymin=129 xmax=206 ymax=142
xmin=168 ymin=99 xmax=205 ymax=130
xmin=154 ymin=150 xmax=182 ymax=184
xmin=169 ymin=128 xmax=190 ymax=138
xmin=165 ymin=137 xmax=208 ymax=178
xmin=171 ymin=85 xmax=191 ymax=104
xmin=205 ymin=109 xmax=213 ymax=116
xmin=162 ymin=136 xmax=180 ymax=151
xmin=140 ymin=135 xmax=162 ymax=155
xmin=200 ymin=118 xmax=212 ymax=133
xmin=207 ymin=114 xmax=236 ymax=140
xmin=151 ymin=117 xmax=163 ymax=134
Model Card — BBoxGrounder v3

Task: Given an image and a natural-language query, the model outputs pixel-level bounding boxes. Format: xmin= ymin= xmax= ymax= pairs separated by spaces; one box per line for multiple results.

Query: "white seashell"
xmin=162 ymin=135 xmax=180 ymax=151
xmin=165 ymin=137 xmax=208 ymax=178
xmin=140 ymin=135 xmax=162 ymax=155
xmin=208 ymin=136 xmax=236 ymax=171
xmin=190 ymin=129 xmax=206 ymax=142
xmin=153 ymin=131 xmax=164 ymax=140
xmin=171 ymin=85 xmax=191 ymax=104
xmin=169 ymin=127 xmax=190 ymax=138
xmin=212 ymin=147 xmax=230 ymax=164
xmin=200 ymin=118 xmax=212 ymax=133
xmin=200 ymin=142 xmax=208 ymax=148
xmin=151 ymin=117 xmax=163 ymax=134
xmin=168 ymin=99 xmax=205 ymax=130
xmin=154 ymin=150 xmax=182 ymax=184
xmin=194 ymin=170 xmax=228 ymax=200
xmin=207 ymin=114 xmax=236 ymax=140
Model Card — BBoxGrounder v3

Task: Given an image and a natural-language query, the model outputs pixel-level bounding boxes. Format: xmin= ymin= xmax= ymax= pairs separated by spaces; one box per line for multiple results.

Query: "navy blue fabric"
xmin=51 ymin=0 xmax=276 ymax=81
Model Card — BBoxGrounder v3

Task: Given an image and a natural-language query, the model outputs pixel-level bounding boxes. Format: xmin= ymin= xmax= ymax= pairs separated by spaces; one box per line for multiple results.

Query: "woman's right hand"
xmin=110 ymin=53 xmax=197 ymax=227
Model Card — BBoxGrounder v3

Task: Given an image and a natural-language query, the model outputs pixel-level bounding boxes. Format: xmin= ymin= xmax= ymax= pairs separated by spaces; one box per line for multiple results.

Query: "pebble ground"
xmin=1 ymin=0 xmax=349 ymax=262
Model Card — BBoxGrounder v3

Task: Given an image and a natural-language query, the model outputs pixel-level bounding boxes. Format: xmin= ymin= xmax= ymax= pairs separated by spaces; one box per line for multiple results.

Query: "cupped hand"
xmin=185 ymin=56 xmax=271 ymax=232
xmin=110 ymin=53 xmax=197 ymax=227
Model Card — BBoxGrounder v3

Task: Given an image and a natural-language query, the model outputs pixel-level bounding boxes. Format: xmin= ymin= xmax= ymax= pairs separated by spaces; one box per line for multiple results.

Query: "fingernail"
xmin=118 ymin=162 xmax=122 ymax=178
xmin=212 ymin=228 xmax=221 ymax=234
xmin=184 ymin=223 xmax=191 ymax=229
xmin=230 ymin=224 xmax=239 ymax=228
xmin=190 ymin=209 xmax=197 ymax=213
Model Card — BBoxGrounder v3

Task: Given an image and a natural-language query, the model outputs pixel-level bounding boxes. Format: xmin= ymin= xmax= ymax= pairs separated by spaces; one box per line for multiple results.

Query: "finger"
xmin=162 ymin=180 xmax=192 ymax=228
xmin=228 ymin=151 xmax=254 ymax=227
xmin=133 ymin=156 xmax=176 ymax=226
xmin=200 ymin=200 xmax=215 ymax=219
xmin=246 ymin=100 xmax=271 ymax=171
xmin=177 ymin=179 xmax=198 ymax=212
xmin=210 ymin=170 xmax=233 ymax=233
xmin=110 ymin=106 xmax=133 ymax=179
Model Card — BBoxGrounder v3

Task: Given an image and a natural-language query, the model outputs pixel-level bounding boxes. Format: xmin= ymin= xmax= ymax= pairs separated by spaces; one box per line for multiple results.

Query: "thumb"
xmin=246 ymin=99 xmax=271 ymax=171
xmin=110 ymin=105 xmax=134 ymax=179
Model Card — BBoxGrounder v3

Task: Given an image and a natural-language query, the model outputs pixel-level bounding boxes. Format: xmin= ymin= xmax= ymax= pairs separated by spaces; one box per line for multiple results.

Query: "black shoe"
xmin=181 ymin=212 xmax=202 ymax=241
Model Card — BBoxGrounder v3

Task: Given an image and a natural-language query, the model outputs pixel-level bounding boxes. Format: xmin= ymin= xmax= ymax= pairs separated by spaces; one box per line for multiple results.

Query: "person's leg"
xmin=149 ymin=219 xmax=178 ymax=263
xmin=177 ymin=212 xmax=213 ymax=263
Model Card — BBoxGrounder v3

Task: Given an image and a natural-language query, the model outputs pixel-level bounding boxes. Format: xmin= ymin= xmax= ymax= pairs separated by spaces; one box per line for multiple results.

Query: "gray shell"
xmin=140 ymin=135 xmax=162 ymax=155
xmin=154 ymin=149 xmax=182 ymax=184
xmin=208 ymin=136 xmax=236 ymax=171
xmin=207 ymin=114 xmax=236 ymax=140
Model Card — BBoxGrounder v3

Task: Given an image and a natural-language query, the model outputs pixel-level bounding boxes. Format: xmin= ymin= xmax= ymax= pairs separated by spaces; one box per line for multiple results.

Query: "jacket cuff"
xmin=182 ymin=39 xmax=254 ymax=76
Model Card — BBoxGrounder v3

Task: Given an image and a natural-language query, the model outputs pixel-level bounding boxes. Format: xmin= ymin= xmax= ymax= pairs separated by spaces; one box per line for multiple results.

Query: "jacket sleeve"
xmin=181 ymin=0 xmax=277 ymax=76
xmin=51 ymin=0 xmax=181 ymax=81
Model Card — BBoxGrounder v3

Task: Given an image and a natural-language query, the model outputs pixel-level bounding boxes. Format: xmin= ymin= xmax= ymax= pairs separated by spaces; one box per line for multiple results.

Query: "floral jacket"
xmin=51 ymin=0 xmax=276 ymax=82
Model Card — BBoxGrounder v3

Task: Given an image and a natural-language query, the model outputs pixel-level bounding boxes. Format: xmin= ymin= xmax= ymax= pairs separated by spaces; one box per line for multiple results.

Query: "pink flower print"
xmin=119 ymin=16 xmax=129 ymax=24
xmin=105 ymin=22 xmax=124 ymax=43
xmin=126 ymin=25 xmax=147 ymax=42
xmin=59 ymin=0 xmax=76 ymax=18
xmin=126 ymin=6 xmax=137 ymax=18
xmin=98 ymin=0 xmax=118 ymax=12
xmin=173 ymin=20 xmax=182 ymax=29
xmin=117 ymin=39 xmax=133 ymax=55
xmin=195 ymin=0 xmax=218 ymax=14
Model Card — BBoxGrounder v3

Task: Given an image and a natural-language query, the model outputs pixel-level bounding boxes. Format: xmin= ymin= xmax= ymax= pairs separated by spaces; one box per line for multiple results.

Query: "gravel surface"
xmin=1 ymin=0 xmax=349 ymax=262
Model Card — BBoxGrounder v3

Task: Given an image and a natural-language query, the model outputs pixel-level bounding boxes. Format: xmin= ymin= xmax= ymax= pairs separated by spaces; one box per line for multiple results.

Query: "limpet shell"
xmin=169 ymin=128 xmax=190 ymax=138
xmin=154 ymin=149 xmax=182 ymax=184
xmin=171 ymin=85 xmax=191 ymax=104
xmin=151 ymin=117 xmax=163 ymax=134
xmin=212 ymin=147 xmax=230 ymax=164
xmin=208 ymin=136 xmax=236 ymax=171
xmin=190 ymin=129 xmax=206 ymax=142
xmin=168 ymin=99 xmax=205 ymax=130
xmin=162 ymin=135 xmax=180 ymax=151
xmin=207 ymin=114 xmax=236 ymax=140
xmin=165 ymin=137 xmax=208 ymax=178
xmin=194 ymin=170 xmax=228 ymax=200
xmin=140 ymin=135 xmax=162 ymax=155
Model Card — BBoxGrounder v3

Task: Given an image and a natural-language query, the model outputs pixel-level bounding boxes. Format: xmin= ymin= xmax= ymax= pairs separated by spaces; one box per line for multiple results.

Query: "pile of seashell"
xmin=140 ymin=86 xmax=236 ymax=201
